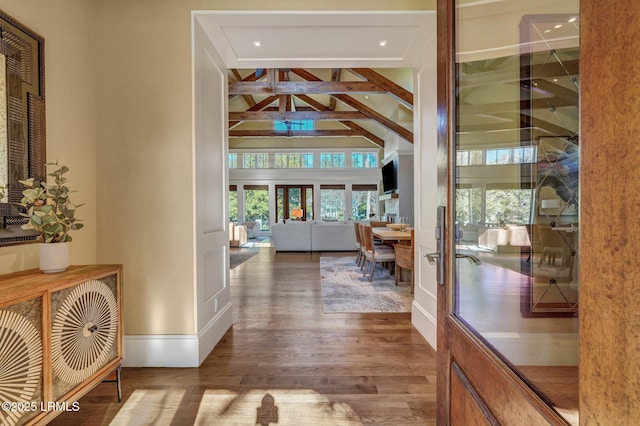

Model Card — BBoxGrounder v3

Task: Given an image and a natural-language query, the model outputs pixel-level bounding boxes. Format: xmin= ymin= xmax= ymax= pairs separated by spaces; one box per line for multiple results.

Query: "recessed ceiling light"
xmin=554 ymin=24 xmax=563 ymax=29
xmin=379 ymin=40 xmax=387 ymax=47
xmin=253 ymin=41 xmax=261 ymax=47
xmin=553 ymin=78 xmax=558 ymax=82
xmin=544 ymin=29 xmax=552 ymax=33
xmin=568 ymin=17 xmax=577 ymax=23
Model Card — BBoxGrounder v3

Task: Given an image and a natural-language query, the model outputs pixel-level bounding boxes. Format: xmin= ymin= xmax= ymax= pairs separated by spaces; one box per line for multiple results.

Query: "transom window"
xmin=320 ymin=153 xmax=345 ymax=168
xmin=228 ymin=153 xmax=237 ymax=169
xmin=351 ymin=152 xmax=378 ymax=168
xmin=457 ymin=146 xmax=537 ymax=166
xmin=243 ymin=153 xmax=269 ymax=168
xmin=275 ymin=153 xmax=314 ymax=168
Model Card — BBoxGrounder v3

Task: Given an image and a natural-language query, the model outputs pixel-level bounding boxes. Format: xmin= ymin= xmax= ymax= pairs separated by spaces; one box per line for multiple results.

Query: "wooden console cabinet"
xmin=0 ymin=265 xmax=122 ymax=425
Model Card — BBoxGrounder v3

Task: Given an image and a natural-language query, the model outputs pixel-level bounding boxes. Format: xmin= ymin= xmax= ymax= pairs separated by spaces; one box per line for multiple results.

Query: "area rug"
xmin=240 ymin=236 xmax=272 ymax=248
xmin=320 ymin=256 xmax=412 ymax=313
xmin=230 ymin=249 xmax=258 ymax=269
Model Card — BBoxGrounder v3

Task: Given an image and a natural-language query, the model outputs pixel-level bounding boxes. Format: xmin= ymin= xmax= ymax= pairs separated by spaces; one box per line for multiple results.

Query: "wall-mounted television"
xmin=381 ymin=158 xmax=398 ymax=194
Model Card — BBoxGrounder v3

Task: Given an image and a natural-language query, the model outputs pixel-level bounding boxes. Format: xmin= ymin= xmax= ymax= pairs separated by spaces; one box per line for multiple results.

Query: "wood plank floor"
xmin=50 ymin=249 xmax=437 ymax=425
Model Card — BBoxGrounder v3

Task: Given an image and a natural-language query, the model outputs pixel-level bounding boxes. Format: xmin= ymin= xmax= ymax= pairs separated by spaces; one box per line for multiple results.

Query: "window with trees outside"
xmin=320 ymin=185 xmax=345 ymax=221
xmin=351 ymin=185 xmax=378 ymax=221
xmin=275 ymin=153 xmax=314 ymax=168
xmin=244 ymin=185 xmax=270 ymax=231
xmin=351 ymin=152 xmax=378 ymax=168
xmin=243 ymin=153 xmax=269 ymax=168
xmin=457 ymin=146 xmax=536 ymax=167
xmin=228 ymin=153 xmax=237 ymax=169
xmin=456 ymin=185 xmax=533 ymax=227
xmin=276 ymin=185 xmax=313 ymax=222
xmin=229 ymin=185 xmax=238 ymax=222
xmin=320 ymin=153 xmax=345 ymax=168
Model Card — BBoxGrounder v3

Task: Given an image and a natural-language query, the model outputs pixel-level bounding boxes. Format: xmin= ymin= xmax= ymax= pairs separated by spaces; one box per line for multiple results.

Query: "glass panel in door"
xmin=454 ymin=0 xmax=579 ymax=422
xmin=288 ymin=187 xmax=302 ymax=220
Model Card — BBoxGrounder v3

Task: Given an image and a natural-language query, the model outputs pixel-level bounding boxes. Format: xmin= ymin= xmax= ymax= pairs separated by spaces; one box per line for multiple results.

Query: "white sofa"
xmin=311 ymin=222 xmax=357 ymax=251
xmin=271 ymin=221 xmax=313 ymax=251
xmin=240 ymin=220 xmax=261 ymax=238
xmin=229 ymin=222 xmax=248 ymax=247
xmin=271 ymin=221 xmax=357 ymax=252
xmin=478 ymin=224 xmax=531 ymax=251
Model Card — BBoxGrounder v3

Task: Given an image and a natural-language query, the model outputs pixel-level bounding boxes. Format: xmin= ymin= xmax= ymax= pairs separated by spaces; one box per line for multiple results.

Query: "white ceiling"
xmin=194 ymin=11 xmax=435 ymax=69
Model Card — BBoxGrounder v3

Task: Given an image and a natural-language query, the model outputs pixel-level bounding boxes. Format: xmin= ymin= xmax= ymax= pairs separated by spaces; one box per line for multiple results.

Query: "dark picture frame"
xmin=0 ymin=9 xmax=46 ymax=246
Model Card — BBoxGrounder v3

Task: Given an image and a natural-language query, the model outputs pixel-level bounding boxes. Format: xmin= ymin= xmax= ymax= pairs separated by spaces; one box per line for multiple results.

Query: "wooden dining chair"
xmin=353 ymin=222 xmax=364 ymax=267
xmin=393 ymin=229 xmax=415 ymax=293
xmin=357 ymin=223 xmax=369 ymax=270
xmin=361 ymin=225 xmax=395 ymax=281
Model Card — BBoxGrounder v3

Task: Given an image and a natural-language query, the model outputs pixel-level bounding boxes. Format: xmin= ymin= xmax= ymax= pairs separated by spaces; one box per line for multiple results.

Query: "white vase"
xmin=39 ymin=242 xmax=70 ymax=273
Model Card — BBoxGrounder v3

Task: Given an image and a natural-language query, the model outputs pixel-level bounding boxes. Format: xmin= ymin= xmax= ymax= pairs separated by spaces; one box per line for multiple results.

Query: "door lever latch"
xmin=425 ymin=252 xmax=481 ymax=266
xmin=424 ymin=252 xmax=439 ymax=265
xmin=455 ymin=253 xmax=481 ymax=265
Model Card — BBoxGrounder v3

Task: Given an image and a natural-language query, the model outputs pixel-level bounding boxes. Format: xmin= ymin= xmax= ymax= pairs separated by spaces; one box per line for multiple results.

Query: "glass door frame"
xmin=276 ymin=185 xmax=314 ymax=222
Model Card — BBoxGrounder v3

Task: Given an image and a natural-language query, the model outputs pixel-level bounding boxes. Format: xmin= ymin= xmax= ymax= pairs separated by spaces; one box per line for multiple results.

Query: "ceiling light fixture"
xmin=568 ymin=17 xmax=577 ymax=23
xmin=554 ymin=24 xmax=563 ymax=29
xmin=253 ymin=41 xmax=261 ymax=47
xmin=379 ymin=40 xmax=387 ymax=47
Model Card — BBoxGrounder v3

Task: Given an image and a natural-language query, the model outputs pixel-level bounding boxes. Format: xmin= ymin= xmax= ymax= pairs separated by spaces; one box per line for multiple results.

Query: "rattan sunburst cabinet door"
xmin=0 ymin=264 xmax=122 ymax=425
xmin=0 ymin=296 xmax=44 ymax=426
xmin=50 ymin=275 xmax=120 ymax=400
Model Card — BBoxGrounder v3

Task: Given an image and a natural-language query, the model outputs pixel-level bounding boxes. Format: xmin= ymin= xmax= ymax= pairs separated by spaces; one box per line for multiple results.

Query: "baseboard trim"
xmin=412 ymin=300 xmax=437 ymax=350
xmin=123 ymin=302 xmax=234 ymax=367
xmin=198 ymin=301 xmax=233 ymax=364
xmin=123 ymin=334 xmax=200 ymax=367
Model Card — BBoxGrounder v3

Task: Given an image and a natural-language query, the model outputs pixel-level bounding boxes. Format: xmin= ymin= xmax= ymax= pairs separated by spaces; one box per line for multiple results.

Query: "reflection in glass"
xmin=454 ymin=1 xmax=579 ymax=423
xmin=0 ymin=54 xmax=6 ymax=202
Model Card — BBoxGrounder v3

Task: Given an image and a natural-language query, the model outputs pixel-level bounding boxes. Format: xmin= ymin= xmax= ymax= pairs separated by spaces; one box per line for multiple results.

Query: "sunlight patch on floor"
xmin=109 ymin=389 xmax=185 ymax=425
xmin=194 ymin=389 xmax=362 ymax=425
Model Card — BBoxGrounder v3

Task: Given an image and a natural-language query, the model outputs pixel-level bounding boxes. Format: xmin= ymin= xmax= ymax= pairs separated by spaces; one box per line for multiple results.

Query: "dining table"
xmin=372 ymin=227 xmax=413 ymax=243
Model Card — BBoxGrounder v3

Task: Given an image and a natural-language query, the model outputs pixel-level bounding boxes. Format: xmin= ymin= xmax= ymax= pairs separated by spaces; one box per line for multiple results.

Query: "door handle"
xmin=424 ymin=252 xmax=439 ymax=265
xmin=427 ymin=206 xmax=480 ymax=286
xmin=435 ymin=206 xmax=445 ymax=285
xmin=455 ymin=253 xmax=481 ymax=265
xmin=425 ymin=252 xmax=481 ymax=266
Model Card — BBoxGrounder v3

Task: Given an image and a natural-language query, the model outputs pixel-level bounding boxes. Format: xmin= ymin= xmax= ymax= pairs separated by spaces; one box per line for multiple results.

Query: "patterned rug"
xmin=320 ymin=256 xmax=412 ymax=313
xmin=240 ymin=236 xmax=272 ymax=248
xmin=230 ymin=249 xmax=258 ymax=269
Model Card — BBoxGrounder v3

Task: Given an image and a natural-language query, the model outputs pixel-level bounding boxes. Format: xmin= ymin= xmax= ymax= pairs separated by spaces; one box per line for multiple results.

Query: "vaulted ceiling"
xmin=193 ymin=11 xmax=433 ymax=149
xmin=228 ymin=67 xmax=414 ymax=147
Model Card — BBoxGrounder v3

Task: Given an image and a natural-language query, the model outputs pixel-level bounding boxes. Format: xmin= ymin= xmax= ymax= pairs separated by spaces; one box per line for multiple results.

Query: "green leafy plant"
xmin=19 ymin=162 xmax=84 ymax=243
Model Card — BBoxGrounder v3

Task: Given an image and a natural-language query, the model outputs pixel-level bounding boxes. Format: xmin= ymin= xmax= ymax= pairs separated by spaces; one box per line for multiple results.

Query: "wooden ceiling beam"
xmin=528 ymin=79 xmax=579 ymax=106
xmin=460 ymin=60 xmax=579 ymax=88
xmin=229 ymin=110 xmax=369 ymax=121
xmin=229 ymin=95 xmax=278 ymax=129
xmin=228 ymin=80 xmax=387 ymax=95
xmin=230 ymin=69 xmax=256 ymax=106
xmin=329 ymin=68 xmax=341 ymax=111
xmin=296 ymin=94 xmax=385 ymax=147
xmin=462 ymin=97 xmax=576 ymax=116
xmin=291 ymin=69 xmax=414 ymax=143
xmin=229 ymin=129 xmax=361 ymax=138
xmin=347 ymin=68 xmax=413 ymax=108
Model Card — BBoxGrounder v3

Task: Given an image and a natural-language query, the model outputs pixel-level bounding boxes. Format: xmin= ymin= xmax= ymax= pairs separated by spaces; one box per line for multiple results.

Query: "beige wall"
xmin=0 ymin=0 xmax=97 ymax=275
xmin=1 ymin=0 xmax=433 ymax=337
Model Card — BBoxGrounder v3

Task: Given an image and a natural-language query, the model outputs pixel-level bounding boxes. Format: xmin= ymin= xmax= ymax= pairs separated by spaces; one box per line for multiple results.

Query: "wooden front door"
xmin=436 ymin=0 xmax=580 ymax=423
